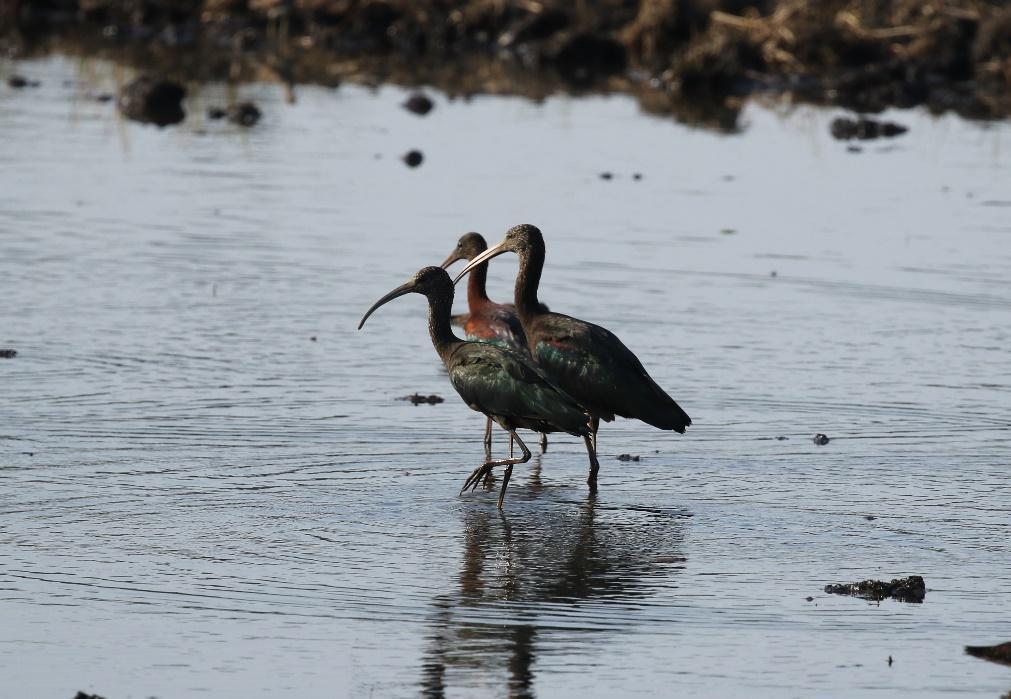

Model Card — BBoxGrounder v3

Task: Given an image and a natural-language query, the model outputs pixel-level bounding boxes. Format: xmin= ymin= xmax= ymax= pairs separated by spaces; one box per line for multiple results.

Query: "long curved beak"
xmin=439 ymin=251 xmax=462 ymax=269
xmin=357 ymin=281 xmax=415 ymax=330
xmin=453 ymin=240 xmax=509 ymax=284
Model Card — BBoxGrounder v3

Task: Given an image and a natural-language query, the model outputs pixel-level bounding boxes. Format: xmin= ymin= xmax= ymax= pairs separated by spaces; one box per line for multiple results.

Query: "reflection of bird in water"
xmin=441 ymin=232 xmax=551 ymax=456
xmin=420 ymin=476 xmax=687 ymax=698
xmin=456 ymin=224 xmax=691 ymax=492
xmin=358 ymin=267 xmax=595 ymax=507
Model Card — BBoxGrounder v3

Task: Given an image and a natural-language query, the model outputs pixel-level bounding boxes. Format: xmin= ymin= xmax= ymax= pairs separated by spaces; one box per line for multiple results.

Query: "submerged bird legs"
xmin=462 ymin=429 xmax=531 ymax=508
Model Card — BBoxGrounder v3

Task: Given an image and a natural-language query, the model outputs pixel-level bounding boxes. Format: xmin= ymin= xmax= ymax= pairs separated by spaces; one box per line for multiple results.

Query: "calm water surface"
xmin=1 ymin=56 xmax=1011 ymax=698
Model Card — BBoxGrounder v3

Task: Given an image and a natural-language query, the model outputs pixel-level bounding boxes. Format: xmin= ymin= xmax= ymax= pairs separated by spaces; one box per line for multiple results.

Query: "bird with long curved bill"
xmin=358 ymin=266 xmax=598 ymax=508
xmin=440 ymin=232 xmax=550 ymax=455
xmin=454 ymin=224 xmax=691 ymax=492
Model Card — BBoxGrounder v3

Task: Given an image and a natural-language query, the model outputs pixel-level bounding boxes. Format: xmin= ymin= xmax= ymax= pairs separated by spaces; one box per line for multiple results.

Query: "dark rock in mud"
xmin=616 ymin=453 xmax=641 ymax=462
xmin=0 ymin=349 xmax=16 ymax=358
xmin=831 ymin=116 xmax=908 ymax=141
xmin=403 ymin=92 xmax=434 ymax=115
xmin=227 ymin=101 xmax=261 ymax=127
xmin=403 ymin=149 xmax=424 ymax=167
xmin=399 ymin=393 xmax=444 ymax=405
xmin=965 ymin=641 xmax=1011 ymax=667
xmin=824 ymin=575 xmax=926 ymax=603
xmin=813 ymin=433 xmax=830 ymax=445
xmin=8 ymin=75 xmax=39 ymax=88
xmin=117 ymin=76 xmax=185 ymax=126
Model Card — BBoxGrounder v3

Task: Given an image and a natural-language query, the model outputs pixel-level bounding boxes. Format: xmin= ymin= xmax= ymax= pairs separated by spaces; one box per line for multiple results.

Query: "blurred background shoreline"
xmin=3 ymin=0 xmax=1011 ymax=130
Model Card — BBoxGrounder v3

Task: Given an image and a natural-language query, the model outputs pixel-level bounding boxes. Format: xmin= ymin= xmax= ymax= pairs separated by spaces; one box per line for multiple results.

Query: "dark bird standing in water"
xmin=358 ymin=266 xmax=598 ymax=507
xmin=441 ymin=233 xmax=528 ymax=352
xmin=456 ymin=224 xmax=691 ymax=491
xmin=440 ymin=232 xmax=550 ymax=454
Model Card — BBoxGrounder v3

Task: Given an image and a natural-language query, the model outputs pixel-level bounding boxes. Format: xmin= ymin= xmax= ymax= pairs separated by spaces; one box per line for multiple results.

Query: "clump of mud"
xmin=398 ymin=393 xmax=444 ymax=404
xmin=4 ymin=1 xmax=1011 ymax=129
xmin=965 ymin=641 xmax=1011 ymax=667
xmin=824 ymin=575 xmax=926 ymax=603
xmin=117 ymin=76 xmax=185 ymax=126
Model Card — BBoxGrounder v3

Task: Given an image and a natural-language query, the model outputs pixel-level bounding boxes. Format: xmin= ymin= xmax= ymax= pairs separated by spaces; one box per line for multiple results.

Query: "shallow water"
xmin=2 ymin=56 xmax=1011 ymax=698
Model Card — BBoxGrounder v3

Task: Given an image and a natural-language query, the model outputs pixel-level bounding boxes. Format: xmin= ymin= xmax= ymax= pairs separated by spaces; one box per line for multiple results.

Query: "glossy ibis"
xmin=357 ymin=266 xmax=597 ymax=507
xmin=441 ymin=232 xmax=550 ymax=454
xmin=441 ymin=233 xmax=528 ymax=353
xmin=455 ymin=224 xmax=691 ymax=490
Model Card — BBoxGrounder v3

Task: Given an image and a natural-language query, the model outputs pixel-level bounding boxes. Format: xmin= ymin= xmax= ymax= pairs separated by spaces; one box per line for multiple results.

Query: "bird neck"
xmin=427 ymin=289 xmax=463 ymax=361
xmin=514 ymin=244 xmax=545 ymax=323
xmin=467 ymin=260 xmax=491 ymax=308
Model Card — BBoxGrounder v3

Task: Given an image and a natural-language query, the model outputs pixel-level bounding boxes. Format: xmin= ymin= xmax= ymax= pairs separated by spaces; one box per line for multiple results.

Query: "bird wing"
xmin=530 ymin=313 xmax=691 ymax=431
xmin=445 ymin=343 xmax=589 ymax=436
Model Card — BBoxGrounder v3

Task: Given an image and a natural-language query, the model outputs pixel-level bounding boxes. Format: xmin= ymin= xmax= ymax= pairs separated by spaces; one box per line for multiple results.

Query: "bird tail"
xmin=642 ymin=383 xmax=692 ymax=433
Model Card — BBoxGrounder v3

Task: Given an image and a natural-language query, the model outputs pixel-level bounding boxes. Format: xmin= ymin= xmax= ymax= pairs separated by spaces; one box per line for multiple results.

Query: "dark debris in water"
xmin=616 ymin=453 xmax=641 ymax=461
xmin=117 ymin=76 xmax=185 ymax=127
xmin=228 ymin=101 xmax=261 ymax=127
xmin=403 ymin=150 xmax=424 ymax=168
xmin=0 ymin=349 xmax=17 ymax=358
xmin=813 ymin=433 xmax=830 ymax=445
xmin=965 ymin=641 xmax=1011 ymax=667
xmin=831 ymin=116 xmax=909 ymax=141
xmin=824 ymin=575 xmax=926 ymax=603
xmin=399 ymin=393 xmax=444 ymax=405
xmin=8 ymin=75 xmax=40 ymax=88
xmin=403 ymin=92 xmax=434 ymax=115
xmin=73 ymin=692 xmax=107 ymax=699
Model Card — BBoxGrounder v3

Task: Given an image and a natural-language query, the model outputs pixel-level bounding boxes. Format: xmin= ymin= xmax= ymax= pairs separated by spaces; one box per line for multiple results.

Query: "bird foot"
xmin=461 ymin=463 xmax=494 ymax=494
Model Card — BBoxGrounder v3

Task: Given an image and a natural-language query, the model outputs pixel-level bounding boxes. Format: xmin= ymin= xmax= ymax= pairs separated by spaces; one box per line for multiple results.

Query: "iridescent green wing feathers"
xmin=530 ymin=314 xmax=691 ymax=432
xmin=445 ymin=343 xmax=590 ymax=437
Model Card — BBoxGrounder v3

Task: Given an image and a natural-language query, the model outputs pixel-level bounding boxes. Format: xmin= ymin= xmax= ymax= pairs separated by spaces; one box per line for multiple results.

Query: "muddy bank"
xmin=825 ymin=575 xmax=926 ymax=603
xmin=3 ymin=1 xmax=1010 ymax=130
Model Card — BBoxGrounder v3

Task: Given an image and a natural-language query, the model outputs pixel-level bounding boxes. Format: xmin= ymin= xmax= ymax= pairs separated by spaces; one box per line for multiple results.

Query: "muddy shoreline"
xmin=3 ymin=1 xmax=1010 ymax=130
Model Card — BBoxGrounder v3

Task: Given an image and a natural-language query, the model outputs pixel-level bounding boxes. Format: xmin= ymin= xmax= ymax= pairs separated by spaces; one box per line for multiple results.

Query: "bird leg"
xmin=483 ymin=417 xmax=493 ymax=459
xmin=498 ymin=465 xmax=513 ymax=509
xmin=583 ymin=434 xmax=600 ymax=494
xmin=539 ymin=432 xmax=548 ymax=453
xmin=460 ymin=430 xmax=531 ymax=508
xmin=590 ymin=416 xmax=600 ymax=452
xmin=483 ymin=432 xmax=510 ymax=487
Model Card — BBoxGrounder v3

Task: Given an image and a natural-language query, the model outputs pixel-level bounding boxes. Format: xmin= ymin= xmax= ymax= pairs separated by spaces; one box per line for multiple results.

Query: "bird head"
xmin=358 ymin=266 xmax=453 ymax=330
xmin=453 ymin=224 xmax=543 ymax=284
xmin=439 ymin=232 xmax=488 ymax=269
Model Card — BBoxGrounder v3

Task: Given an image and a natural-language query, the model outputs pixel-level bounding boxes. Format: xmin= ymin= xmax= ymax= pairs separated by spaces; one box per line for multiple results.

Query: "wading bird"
xmin=441 ymin=232 xmax=528 ymax=353
xmin=441 ymin=232 xmax=550 ymax=454
xmin=357 ymin=266 xmax=598 ymax=507
xmin=455 ymin=224 xmax=691 ymax=491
